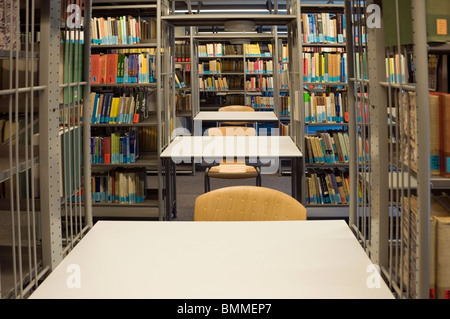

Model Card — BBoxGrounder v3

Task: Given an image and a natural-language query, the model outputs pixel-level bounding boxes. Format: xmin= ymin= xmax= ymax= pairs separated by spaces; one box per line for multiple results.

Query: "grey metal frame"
xmin=347 ymin=0 xmax=430 ymax=299
xmin=0 ymin=0 xmax=92 ymax=299
xmin=292 ymin=1 xmax=350 ymax=219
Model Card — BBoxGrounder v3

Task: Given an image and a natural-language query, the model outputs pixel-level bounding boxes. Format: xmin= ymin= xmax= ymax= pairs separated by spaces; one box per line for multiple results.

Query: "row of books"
xmin=305 ymin=130 xmax=350 ymax=165
xmin=175 ymin=41 xmax=191 ymax=62
xmin=198 ymin=60 xmax=276 ymax=74
xmin=138 ymin=126 xmax=161 ymax=150
xmin=197 ymin=43 xmax=273 ymax=57
xmin=174 ymin=69 xmax=187 ymax=88
xmin=280 ymin=122 xmax=290 ymax=136
xmin=280 ymin=43 xmax=288 ymax=62
xmin=356 ymin=95 xmax=369 ymax=124
xmin=245 ymin=60 xmax=274 ymax=74
xmin=354 ymin=51 xmax=368 ymax=81
xmin=199 ymin=76 xmax=230 ymax=91
xmin=245 ymin=95 xmax=274 ymax=109
xmin=59 ymin=103 xmax=84 ymax=124
xmin=91 ymin=169 xmax=147 ymax=204
xmin=429 ymin=92 xmax=450 ymax=177
xmin=199 ymin=60 xmax=223 ymax=74
xmin=301 ymin=13 xmax=346 ymax=44
xmin=89 ymin=92 xmax=151 ymax=124
xmin=407 ymin=194 xmax=450 ymax=299
xmin=280 ymin=72 xmax=289 ymax=90
xmin=90 ymin=52 xmax=156 ymax=85
xmin=199 ymin=43 xmax=232 ymax=57
xmin=90 ymin=16 xmax=156 ymax=45
xmin=198 ymin=43 xmax=244 ymax=56
xmin=384 ymin=53 xmax=412 ymax=84
xmin=244 ymin=43 xmax=273 ymax=56
xmin=303 ymin=52 xmax=348 ymax=83
xmin=280 ymin=95 xmax=291 ymax=116
xmin=305 ymin=169 xmax=350 ymax=205
xmin=218 ymin=60 xmax=244 ymax=73
xmin=246 ymin=76 xmax=274 ymax=92
xmin=351 ymin=13 xmax=367 ymax=45
xmin=358 ymin=133 xmax=371 ymax=164
xmin=304 ymin=92 xmax=348 ymax=124
xmin=176 ymin=93 xmax=192 ymax=112
xmin=60 ymin=30 xmax=84 ymax=104
xmin=90 ymin=130 xmax=139 ymax=164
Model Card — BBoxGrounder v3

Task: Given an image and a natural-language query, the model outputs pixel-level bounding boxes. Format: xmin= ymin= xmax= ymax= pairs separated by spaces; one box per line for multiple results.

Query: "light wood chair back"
xmin=194 ymin=186 xmax=307 ymax=221
xmin=218 ymin=105 xmax=255 ymax=112
xmin=207 ymin=126 xmax=256 ymax=137
xmin=218 ymin=105 xmax=255 ymax=126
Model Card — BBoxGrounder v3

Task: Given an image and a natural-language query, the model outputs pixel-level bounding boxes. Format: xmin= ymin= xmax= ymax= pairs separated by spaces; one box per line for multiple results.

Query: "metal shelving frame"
xmin=193 ymin=30 xmax=280 ymax=116
xmin=293 ymin=1 xmax=350 ymax=218
xmin=347 ymin=0 xmax=430 ymax=299
xmin=0 ymin=0 xmax=92 ymax=299
xmin=89 ymin=0 xmax=168 ymax=220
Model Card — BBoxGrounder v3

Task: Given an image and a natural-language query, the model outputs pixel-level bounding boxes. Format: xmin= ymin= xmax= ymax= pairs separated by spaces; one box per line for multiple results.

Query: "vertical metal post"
xmin=272 ymin=26 xmax=280 ymax=119
xmin=346 ymin=0 xmax=358 ymax=228
xmin=157 ymin=0 xmax=165 ymax=220
xmin=411 ymin=0 xmax=430 ymax=300
xmin=84 ymin=0 xmax=93 ymax=229
xmin=367 ymin=0 xmax=389 ymax=268
xmin=39 ymin=0 xmax=63 ymax=269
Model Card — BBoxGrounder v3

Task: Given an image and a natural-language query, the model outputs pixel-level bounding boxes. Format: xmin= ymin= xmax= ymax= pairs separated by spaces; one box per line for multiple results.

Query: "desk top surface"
xmin=160 ymin=135 xmax=302 ymax=159
xmin=194 ymin=111 xmax=279 ymax=121
xmin=30 ymin=220 xmax=394 ymax=299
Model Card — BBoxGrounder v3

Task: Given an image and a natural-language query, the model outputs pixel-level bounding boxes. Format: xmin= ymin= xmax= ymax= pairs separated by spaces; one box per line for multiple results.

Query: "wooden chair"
xmin=204 ymin=126 xmax=261 ymax=192
xmin=218 ymin=105 xmax=255 ymax=126
xmin=194 ymin=185 xmax=307 ymax=221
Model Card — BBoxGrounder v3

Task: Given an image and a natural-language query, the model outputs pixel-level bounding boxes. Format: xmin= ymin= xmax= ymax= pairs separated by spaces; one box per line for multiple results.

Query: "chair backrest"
xmin=218 ymin=105 xmax=255 ymax=112
xmin=208 ymin=126 xmax=256 ymax=137
xmin=194 ymin=186 xmax=307 ymax=221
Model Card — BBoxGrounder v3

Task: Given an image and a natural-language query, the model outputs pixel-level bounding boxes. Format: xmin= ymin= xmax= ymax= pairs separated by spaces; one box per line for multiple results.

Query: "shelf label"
xmin=437 ymin=19 xmax=448 ymax=36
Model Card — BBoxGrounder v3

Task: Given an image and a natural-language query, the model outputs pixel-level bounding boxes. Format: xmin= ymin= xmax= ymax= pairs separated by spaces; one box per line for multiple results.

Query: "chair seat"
xmin=207 ymin=164 xmax=258 ymax=179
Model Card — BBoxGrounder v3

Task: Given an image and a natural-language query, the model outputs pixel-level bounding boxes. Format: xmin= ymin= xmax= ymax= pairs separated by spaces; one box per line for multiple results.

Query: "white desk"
xmin=193 ymin=111 xmax=279 ymax=135
xmin=160 ymin=136 xmax=303 ymax=219
xmin=161 ymin=136 xmax=302 ymax=160
xmin=29 ymin=220 xmax=395 ymax=299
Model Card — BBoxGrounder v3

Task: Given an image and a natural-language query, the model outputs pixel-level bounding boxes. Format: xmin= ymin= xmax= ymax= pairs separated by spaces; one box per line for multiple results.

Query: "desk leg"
xmin=164 ymin=158 xmax=171 ymax=220
xmin=164 ymin=158 xmax=177 ymax=221
xmin=172 ymin=160 xmax=177 ymax=219
xmin=291 ymin=157 xmax=303 ymax=203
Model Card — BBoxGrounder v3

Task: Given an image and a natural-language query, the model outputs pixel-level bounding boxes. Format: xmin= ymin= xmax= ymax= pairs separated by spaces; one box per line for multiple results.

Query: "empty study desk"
xmin=159 ymin=135 xmax=303 ymax=220
xmin=29 ymin=220 xmax=395 ymax=299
